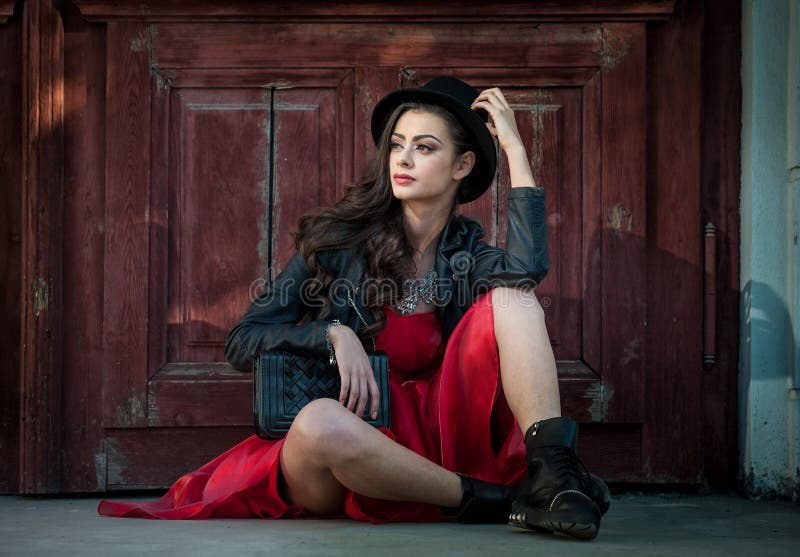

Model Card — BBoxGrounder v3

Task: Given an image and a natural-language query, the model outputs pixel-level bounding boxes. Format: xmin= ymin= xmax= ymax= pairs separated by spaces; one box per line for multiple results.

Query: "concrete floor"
xmin=1 ymin=493 xmax=798 ymax=556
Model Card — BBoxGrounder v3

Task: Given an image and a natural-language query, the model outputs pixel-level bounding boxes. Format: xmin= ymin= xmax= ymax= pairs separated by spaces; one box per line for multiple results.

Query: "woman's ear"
xmin=453 ymin=151 xmax=476 ymax=181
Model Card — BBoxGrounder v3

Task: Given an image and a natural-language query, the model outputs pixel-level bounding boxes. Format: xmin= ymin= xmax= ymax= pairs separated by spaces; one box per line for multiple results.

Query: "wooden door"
xmin=93 ymin=19 xmax=648 ymax=488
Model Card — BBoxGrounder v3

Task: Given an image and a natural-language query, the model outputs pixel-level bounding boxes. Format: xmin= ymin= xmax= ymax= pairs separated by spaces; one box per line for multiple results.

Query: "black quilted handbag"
xmin=253 ymin=350 xmax=391 ymax=439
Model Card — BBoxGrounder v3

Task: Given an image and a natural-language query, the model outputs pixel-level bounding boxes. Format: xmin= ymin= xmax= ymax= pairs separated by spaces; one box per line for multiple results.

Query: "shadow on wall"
xmin=739 ymin=279 xmax=800 ymax=500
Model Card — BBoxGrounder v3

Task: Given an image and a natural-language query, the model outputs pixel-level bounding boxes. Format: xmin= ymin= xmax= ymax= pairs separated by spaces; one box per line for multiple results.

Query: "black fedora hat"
xmin=370 ymin=76 xmax=497 ymax=204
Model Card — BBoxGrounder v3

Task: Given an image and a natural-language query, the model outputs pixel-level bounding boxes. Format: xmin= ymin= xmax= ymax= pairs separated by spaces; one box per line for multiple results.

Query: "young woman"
xmin=99 ymin=77 xmax=609 ymax=539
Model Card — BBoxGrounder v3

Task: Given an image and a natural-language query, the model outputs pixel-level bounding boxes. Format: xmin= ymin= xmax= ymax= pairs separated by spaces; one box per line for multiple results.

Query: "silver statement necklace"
xmin=396 ymin=267 xmax=438 ymax=315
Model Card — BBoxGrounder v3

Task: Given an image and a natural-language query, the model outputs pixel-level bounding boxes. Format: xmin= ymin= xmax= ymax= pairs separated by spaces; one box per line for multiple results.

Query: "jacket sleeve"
xmin=468 ymin=186 xmax=550 ymax=290
xmin=224 ymin=251 xmax=331 ymax=372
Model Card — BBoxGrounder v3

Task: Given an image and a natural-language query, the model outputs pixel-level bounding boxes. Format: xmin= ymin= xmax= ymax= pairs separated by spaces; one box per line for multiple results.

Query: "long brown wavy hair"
xmin=291 ymin=102 xmax=477 ymax=342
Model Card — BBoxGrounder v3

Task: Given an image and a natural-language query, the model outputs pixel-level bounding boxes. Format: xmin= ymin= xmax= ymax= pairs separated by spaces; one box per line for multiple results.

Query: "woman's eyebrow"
xmin=391 ymin=132 xmax=443 ymax=145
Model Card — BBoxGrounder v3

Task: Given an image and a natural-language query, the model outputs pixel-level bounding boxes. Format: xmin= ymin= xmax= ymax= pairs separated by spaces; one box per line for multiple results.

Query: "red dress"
xmin=98 ymin=292 xmax=526 ymax=521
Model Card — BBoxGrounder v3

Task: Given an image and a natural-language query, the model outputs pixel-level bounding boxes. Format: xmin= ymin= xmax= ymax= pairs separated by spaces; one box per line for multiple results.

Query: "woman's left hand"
xmin=471 ymin=87 xmax=525 ymax=155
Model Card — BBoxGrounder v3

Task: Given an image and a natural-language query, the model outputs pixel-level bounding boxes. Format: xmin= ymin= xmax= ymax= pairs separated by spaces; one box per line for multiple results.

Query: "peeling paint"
xmin=606 ymin=203 xmax=633 ymax=232
xmin=153 ymin=70 xmax=170 ymax=96
xmin=262 ymin=80 xmax=293 ymax=89
xmin=129 ymin=29 xmax=150 ymax=53
xmin=523 ymin=90 xmax=556 ymax=185
xmin=115 ymin=389 xmax=146 ymax=426
xmin=148 ymin=388 xmax=159 ymax=425
xmin=400 ymin=67 xmax=418 ymax=84
xmin=94 ymin=446 xmax=107 ymax=490
xmin=601 ymin=27 xmax=632 ymax=70
xmin=587 ymin=382 xmax=613 ymax=421
xmin=620 ymin=337 xmax=641 ymax=366
xmin=258 ymin=90 xmax=273 ymax=276
xmin=359 ymin=83 xmax=374 ymax=117
xmin=31 ymin=277 xmax=48 ymax=316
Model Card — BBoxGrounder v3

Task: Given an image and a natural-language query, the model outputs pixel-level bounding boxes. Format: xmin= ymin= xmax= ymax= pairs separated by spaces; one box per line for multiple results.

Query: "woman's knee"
xmin=287 ymin=398 xmax=366 ymax=463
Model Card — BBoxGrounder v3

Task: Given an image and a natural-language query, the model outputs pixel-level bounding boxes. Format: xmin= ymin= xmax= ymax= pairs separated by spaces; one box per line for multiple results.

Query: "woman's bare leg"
xmin=280 ymin=287 xmax=556 ymax=514
xmin=491 ymin=286 xmax=561 ymax=432
xmin=279 ymin=398 xmax=462 ymax=515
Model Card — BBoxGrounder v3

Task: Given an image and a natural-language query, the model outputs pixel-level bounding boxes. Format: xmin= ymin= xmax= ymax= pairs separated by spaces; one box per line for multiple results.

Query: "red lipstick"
xmin=393 ymin=173 xmax=416 ymax=185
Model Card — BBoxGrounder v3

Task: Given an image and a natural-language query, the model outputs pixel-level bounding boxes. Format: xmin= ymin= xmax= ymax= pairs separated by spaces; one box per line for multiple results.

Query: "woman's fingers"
xmin=473 ymin=88 xmax=511 ymax=114
xmin=346 ymin=372 xmax=359 ymax=412
xmin=473 ymin=90 xmax=506 ymax=111
xmin=355 ymin=374 xmax=368 ymax=417
xmin=338 ymin=371 xmax=350 ymax=405
xmin=353 ymin=367 xmax=381 ymax=419
xmin=340 ymin=361 xmax=378 ymax=417
xmin=367 ymin=375 xmax=380 ymax=419
xmin=472 ymin=87 xmax=524 ymax=154
xmin=492 ymin=87 xmax=511 ymax=109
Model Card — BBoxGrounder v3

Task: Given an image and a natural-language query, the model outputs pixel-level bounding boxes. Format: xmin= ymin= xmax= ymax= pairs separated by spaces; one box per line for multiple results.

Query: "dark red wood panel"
xmin=700 ymin=0 xmax=742 ymax=489
xmin=167 ymin=86 xmax=272 ymax=365
xmin=150 ymin=23 xmax=602 ymax=69
xmin=579 ymin=423 xmax=643 ymax=482
xmin=581 ymin=73 xmax=603 ymax=377
xmin=645 ymin=0 xmax=704 ymax=482
xmin=102 ymin=22 xmax=151 ymax=428
xmin=6 ymin=1 xmax=737 ymax=492
xmin=353 ymin=67 xmax=401 ymax=177
xmin=148 ymin=365 xmax=250 ymax=427
xmin=61 ymin=12 xmax=107 ymax=492
xmin=273 ymin=72 xmax=355 ymax=269
xmin=0 ymin=5 xmax=21 ymax=495
xmin=600 ymin=23 xmax=647 ymax=423
xmin=148 ymin=53 xmax=171 ymax=398
xmin=145 ymin=69 xmax=359 ymax=428
xmin=74 ymin=0 xmax=677 ymax=22
xmin=20 ymin=0 xmax=64 ymax=494
xmin=105 ymin=427 xmax=252 ymax=489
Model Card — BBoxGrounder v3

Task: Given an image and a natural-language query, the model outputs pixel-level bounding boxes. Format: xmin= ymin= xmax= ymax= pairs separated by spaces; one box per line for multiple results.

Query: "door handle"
xmin=704 ymin=222 xmax=716 ymax=370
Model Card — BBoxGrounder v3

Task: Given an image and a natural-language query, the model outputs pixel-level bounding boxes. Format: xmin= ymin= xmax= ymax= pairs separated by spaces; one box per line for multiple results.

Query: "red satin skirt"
xmin=98 ymin=291 xmax=526 ymax=521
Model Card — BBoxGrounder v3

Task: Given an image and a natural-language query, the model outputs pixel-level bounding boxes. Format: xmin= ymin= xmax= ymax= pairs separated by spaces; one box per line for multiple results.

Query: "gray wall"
xmin=740 ymin=0 xmax=800 ymax=499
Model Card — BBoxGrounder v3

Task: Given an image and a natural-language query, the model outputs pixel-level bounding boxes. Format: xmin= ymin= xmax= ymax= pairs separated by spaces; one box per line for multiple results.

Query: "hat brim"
xmin=370 ymin=88 xmax=497 ymax=204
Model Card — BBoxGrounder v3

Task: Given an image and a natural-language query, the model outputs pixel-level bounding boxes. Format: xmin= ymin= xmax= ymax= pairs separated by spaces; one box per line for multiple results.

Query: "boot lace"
xmin=549 ymin=446 xmax=593 ymax=494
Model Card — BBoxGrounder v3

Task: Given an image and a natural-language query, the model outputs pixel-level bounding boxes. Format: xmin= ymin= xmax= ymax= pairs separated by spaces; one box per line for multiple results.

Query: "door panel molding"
xmin=74 ymin=0 xmax=677 ymax=23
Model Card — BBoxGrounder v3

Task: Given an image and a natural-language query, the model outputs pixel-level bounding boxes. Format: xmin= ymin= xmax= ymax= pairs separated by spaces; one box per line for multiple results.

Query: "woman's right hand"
xmin=328 ymin=324 xmax=380 ymax=419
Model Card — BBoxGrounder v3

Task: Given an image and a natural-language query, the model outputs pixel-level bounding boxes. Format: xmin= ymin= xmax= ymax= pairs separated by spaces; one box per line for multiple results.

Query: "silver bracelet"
xmin=325 ymin=319 xmax=342 ymax=366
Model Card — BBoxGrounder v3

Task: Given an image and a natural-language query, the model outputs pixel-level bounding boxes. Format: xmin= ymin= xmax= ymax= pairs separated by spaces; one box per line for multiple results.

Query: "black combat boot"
xmin=508 ymin=417 xmax=606 ymax=539
xmin=442 ymin=473 xmax=520 ymax=523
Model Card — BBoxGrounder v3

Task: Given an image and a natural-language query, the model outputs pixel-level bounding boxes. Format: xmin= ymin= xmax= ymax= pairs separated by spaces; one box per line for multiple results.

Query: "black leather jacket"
xmin=225 ymin=186 xmax=549 ymax=372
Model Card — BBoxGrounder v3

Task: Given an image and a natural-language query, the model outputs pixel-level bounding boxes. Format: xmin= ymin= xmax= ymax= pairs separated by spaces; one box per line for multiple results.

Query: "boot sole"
xmin=508 ymin=501 xmax=599 ymax=540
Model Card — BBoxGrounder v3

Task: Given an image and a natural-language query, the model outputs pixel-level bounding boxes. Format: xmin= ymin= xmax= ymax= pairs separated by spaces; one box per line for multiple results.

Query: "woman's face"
xmin=388 ymin=110 xmax=474 ymax=205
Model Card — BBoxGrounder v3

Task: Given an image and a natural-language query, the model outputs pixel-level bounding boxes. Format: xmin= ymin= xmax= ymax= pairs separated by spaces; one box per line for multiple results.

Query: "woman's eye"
xmin=390 ymin=142 xmax=433 ymax=152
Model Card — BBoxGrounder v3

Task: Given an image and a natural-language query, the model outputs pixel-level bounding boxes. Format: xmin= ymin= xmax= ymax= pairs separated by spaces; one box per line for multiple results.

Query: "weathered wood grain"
xmin=60 ymin=11 xmax=107 ymax=493
xmin=105 ymin=427 xmax=253 ymax=490
xmin=599 ymin=23 xmax=647 ymax=423
xmin=20 ymin=0 xmax=64 ymax=494
xmin=73 ymin=0 xmax=677 ymax=23
xmin=644 ymin=0 xmax=704 ymax=483
xmin=699 ymin=0 xmax=741 ymax=488
xmin=6 ymin=1 xmax=740 ymax=492
xmin=102 ymin=22 xmax=151 ymax=428
xmin=0 ymin=1 xmax=21 ymax=495
xmin=582 ymin=73 xmax=603 ymax=378
xmin=150 ymin=23 xmax=603 ymax=69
